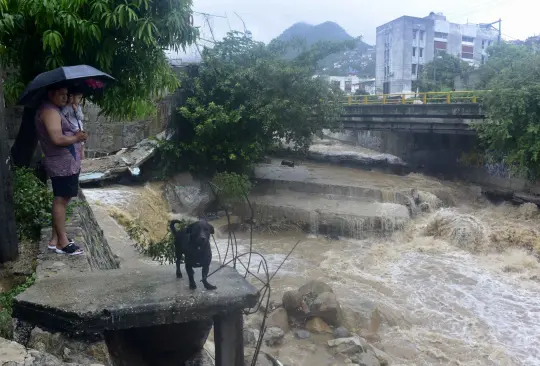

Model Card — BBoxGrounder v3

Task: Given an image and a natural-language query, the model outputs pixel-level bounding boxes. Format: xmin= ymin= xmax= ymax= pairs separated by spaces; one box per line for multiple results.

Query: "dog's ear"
xmin=209 ymin=224 xmax=214 ymax=234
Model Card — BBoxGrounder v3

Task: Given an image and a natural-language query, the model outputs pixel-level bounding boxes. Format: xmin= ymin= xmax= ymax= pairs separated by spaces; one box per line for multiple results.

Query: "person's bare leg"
xmin=50 ymin=227 xmax=59 ymax=246
xmin=52 ymin=197 xmax=71 ymax=248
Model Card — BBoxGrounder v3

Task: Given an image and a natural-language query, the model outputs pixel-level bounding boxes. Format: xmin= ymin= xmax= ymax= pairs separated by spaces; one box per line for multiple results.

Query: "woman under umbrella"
xmin=18 ymin=65 xmax=115 ymax=255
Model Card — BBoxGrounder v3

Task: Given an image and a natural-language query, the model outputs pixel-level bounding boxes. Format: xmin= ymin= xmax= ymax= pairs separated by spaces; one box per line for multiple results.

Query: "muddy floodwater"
xmin=83 ymin=141 xmax=540 ymax=366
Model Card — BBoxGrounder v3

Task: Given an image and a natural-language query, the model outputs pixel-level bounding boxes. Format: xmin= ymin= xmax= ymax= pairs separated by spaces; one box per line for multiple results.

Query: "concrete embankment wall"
xmin=352 ymin=130 xmax=540 ymax=195
xmin=14 ymin=192 xmax=119 ymax=365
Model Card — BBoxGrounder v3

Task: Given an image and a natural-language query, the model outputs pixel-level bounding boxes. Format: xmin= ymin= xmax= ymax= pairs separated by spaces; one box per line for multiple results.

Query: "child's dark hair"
xmin=68 ymin=85 xmax=84 ymax=96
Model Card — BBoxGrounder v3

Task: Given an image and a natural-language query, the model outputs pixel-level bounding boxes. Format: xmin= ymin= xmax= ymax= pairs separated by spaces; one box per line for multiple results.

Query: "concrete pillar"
xmin=214 ymin=311 xmax=244 ymax=366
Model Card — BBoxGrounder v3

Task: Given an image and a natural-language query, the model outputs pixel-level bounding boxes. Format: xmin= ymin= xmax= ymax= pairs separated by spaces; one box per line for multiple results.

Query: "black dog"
xmin=170 ymin=220 xmax=216 ymax=290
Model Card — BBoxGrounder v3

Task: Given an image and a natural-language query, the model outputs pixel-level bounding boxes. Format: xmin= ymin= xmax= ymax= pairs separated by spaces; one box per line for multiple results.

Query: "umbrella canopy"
xmin=17 ymin=65 xmax=116 ymax=107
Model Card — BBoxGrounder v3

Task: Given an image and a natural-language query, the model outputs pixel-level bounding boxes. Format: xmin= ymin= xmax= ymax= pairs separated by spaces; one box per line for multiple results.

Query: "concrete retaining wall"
xmin=13 ymin=191 xmax=118 ymax=365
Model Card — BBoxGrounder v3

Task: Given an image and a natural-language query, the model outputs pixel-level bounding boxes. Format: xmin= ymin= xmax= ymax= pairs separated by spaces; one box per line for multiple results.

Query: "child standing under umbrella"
xmin=61 ymin=87 xmax=86 ymax=159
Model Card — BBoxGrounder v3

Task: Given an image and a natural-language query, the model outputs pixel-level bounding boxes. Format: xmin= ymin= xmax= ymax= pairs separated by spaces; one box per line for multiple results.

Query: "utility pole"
xmin=0 ymin=69 xmax=19 ymax=263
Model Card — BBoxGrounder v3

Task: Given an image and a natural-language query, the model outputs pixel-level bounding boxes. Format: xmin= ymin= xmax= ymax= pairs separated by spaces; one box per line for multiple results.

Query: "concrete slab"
xmin=14 ymin=264 xmax=259 ymax=335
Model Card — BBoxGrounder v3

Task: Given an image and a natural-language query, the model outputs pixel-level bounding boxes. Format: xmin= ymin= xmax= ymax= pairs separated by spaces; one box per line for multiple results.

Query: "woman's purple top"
xmin=35 ymin=101 xmax=81 ymax=177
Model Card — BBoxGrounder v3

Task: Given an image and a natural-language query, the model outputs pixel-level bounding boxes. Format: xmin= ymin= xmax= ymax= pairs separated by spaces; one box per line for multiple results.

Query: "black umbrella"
xmin=17 ymin=65 xmax=116 ymax=107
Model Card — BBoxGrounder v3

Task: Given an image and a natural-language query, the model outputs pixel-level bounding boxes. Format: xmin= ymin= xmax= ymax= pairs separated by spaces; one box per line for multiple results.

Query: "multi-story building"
xmin=375 ymin=12 xmax=500 ymax=94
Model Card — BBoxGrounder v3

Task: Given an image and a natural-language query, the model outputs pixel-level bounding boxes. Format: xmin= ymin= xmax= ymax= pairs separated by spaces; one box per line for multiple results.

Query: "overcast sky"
xmin=170 ymin=0 xmax=539 ymax=60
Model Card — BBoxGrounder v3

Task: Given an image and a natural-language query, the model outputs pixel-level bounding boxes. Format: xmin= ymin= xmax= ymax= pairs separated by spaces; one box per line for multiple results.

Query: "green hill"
xmin=276 ymin=22 xmax=375 ymax=78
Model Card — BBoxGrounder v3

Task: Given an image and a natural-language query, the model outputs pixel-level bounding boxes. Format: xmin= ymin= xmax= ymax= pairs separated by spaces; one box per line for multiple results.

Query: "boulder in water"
xmin=333 ymin=326 xmax=351 ymax=338
xmin=243 ymin=328 xmax=260 ymax=347
xmin=351 ymin=349 xmax=381 ymax=366
xmin=164 ymin=175 xmax=212 ymax=216
xmin=294 ymin=329 xmax=311 ymax=339
xmin=281 ymin=159 xmax=295 ymax=167
xmin=283 ymin=280 xmax=341 ymax=326
xmin=263 ymin=327 xmax=285 ymax=346
xmin=327 ymin=336 xmax=366 ymax=355
xmin=306 ymin=317 xmax=332 ymax=334
xmin=266 ymin=308 xmax=290 ymax=332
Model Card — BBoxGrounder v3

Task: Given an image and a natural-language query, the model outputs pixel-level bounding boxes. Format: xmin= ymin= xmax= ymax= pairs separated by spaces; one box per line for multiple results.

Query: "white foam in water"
xmin=212 ymin=238 xmax=297 ymax=278
xmin=391 ymin=251 xmax=540 ymax=365
xmin=83 ymin=188 xmax=136 ymax=206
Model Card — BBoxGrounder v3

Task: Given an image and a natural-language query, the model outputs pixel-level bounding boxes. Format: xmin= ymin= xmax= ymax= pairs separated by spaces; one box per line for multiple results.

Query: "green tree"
xmin=416 ymin=52 xmax=473 ymax=92
xmin=474 ymin=46 xmax=540 ymax=179
xmin=475 ymin=42 xmax=531 ymax=89
xmin=158 ymin=32 xmax=346 ymax=175
xmin=0 ymin=0 xmax=197 ymax=166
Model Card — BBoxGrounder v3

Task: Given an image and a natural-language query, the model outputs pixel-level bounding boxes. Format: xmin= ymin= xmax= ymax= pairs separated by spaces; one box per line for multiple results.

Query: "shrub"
xmin=108 ymin=207 xmax=192 ymax=265
xmin=211 ymin=172 xmax=252 ymax=207
xmin=12 ymin=167 xmax=53 ymax=240
xmin=0 ymin=273 xmax=36 ymax=339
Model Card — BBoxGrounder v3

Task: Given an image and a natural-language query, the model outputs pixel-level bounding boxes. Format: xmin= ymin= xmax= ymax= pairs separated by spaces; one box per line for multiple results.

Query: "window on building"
xmin=344 ymin=80 xmax=352 ymax=92
xmin=331 ymin=80 xmax=341 ymax=89
xmin=412 ymin=64 xmax=417 ymax=75
xmin=462 ymin=36 xmax=475 ymax=43
xmin=418 ymin=64 xmax=424 ymax=75
xmin=419 ymin=48 xmax=424 ymax=57
xmin=412 ymin=47 xmax=416 ymax=57
xmin=420 ymin=31 xmax=425 ymax=41
xmin=434 ymin=41 xmax=447 ymax=51
xmin=481 ymin=55 xmax=485 ymax=64
xmin=481 ymin=40 xmax=485 ymax=49
xmin=461 ymin=45 xmax=474 ymax=59
xmin=413 ymin=29 xmax=417 ymax=39
xmin=435 ymin=32 xmax=448 ymax=39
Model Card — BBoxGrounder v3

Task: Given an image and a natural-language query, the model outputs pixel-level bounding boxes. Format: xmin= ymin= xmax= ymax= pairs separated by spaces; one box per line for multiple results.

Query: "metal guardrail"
xmin=344 ymin=90 xmax=487 ymax=105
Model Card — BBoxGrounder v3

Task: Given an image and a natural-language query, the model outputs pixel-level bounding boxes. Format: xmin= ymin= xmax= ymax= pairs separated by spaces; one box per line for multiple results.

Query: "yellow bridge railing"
xmin=345 ymin=90 xmax=487 ymax=105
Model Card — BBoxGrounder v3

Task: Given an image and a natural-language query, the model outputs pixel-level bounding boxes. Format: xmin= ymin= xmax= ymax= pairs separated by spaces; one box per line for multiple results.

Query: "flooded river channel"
xmin=83 ymin=141 xmax=540 ymax=366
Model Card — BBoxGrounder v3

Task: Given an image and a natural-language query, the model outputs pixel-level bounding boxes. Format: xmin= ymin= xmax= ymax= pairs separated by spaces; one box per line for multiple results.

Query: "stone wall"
xmin=12 ymin=191 xmax=118 ymax=365
xmin=83 ymin=94 xmax=176 ymax=157
xmin=76 ymin=191 xmax=119 ymax=270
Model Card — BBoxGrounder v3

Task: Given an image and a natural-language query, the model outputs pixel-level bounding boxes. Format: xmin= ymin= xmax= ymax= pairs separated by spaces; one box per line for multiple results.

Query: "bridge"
xmin=340 ymin=91 xmax=486 ymax=135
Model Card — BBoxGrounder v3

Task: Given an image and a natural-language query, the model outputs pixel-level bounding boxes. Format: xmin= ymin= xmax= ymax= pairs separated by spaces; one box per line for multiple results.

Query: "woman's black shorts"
xmin=50 ymin=173 xmax=80 ymax=198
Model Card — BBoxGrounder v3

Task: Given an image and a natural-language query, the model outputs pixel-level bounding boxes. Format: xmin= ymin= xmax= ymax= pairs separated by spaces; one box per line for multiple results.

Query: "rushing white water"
xmin=83 ymin=153 xmax=540 ymax=366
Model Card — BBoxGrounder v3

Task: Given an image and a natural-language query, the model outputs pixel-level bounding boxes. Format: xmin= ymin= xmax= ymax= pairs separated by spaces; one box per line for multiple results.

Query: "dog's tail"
xmin=169 ymin=220 xmax=183 ymax=235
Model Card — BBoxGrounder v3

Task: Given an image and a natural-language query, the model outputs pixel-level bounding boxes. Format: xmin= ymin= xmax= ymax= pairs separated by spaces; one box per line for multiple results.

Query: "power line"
xmin=193 ymin=11 xmax=227 ymax=19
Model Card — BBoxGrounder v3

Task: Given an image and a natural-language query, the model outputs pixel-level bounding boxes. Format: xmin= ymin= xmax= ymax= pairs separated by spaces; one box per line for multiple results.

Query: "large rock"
xmin=298 ymin=280 xmax=334 ymax=297
xmin=351 ymin=349 xmax=381 ymax=366
xmin=282 ymin=280 xmax=341 ymax=326
xmin=27 ymin=327 xmax=111 ymax=365
xmin=164 ymin=181 xmax=212 ymax=216
xmin=266 ymin=308 xmax=289 ymax=332
xmin=327 ymin=336 xmax=367 ymax=356
xmin=333 ymin=326 xmax=351 ymax=338
xmin=243 ymin=328 xmax=260 ymax=347
xmin=282 ymin=290 xmax=307 ymax=315
xmin=263 ymin=327 xmax=285 ymax=347
xmin=312 ymin=292 xmax=340 ymax=326
xmin=0 ymin=337 xmax=102 ymax=366
xmin=306 ymin=317 xmax=332 ymax=334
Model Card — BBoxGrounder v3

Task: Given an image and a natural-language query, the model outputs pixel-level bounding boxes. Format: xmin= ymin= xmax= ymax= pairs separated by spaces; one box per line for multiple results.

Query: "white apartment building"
xmin=375 ymin=12 xmax=500 ymax=94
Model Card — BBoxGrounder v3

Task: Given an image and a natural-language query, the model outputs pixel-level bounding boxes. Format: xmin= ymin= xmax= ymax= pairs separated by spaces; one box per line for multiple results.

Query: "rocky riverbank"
xmin=240 ymin=280 xmax=388 ymax=366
